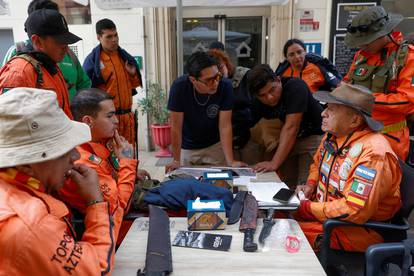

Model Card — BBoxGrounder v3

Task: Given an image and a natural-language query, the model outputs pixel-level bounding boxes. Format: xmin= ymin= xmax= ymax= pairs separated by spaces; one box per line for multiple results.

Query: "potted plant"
xmin=138 ymin=82 xmax=172 ymax=157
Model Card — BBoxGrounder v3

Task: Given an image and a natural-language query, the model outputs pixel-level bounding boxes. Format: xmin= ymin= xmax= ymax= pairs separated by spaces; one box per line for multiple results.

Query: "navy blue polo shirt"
xmin=167 ymin=75 xmax=234 ymax=149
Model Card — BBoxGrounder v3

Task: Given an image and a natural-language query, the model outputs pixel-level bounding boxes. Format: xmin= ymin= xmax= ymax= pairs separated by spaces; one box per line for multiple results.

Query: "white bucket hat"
xmin=0 ymin=88 xmax=91 ymax=168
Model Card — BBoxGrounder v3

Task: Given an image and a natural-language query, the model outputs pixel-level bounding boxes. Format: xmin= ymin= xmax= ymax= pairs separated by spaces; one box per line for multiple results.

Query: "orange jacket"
xmin=59 ymin=142 xmax=137 ymax=242
xmin=282 ymin=62 xmax=325 ymax=93
xmin=0 ymin=57 xmax=72 ymax=118
xmin=302 ymin=128 xmax=401 ymax=250
xmin=344 ymin=32 xmax=414 ymax=125
xmin=0 ymin=169 xmax=114 ymax=275
xmin=97 ymin=51 xmax=141 ymax=145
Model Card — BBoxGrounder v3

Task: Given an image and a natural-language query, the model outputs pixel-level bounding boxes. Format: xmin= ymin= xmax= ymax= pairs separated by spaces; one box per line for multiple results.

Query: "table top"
xmin=113 ymin=218 xmax=326 ymax=276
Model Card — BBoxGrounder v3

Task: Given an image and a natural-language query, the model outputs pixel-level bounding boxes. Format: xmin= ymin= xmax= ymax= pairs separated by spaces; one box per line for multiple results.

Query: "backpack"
xmin=275 ymin=53 xmax=342 ymax=91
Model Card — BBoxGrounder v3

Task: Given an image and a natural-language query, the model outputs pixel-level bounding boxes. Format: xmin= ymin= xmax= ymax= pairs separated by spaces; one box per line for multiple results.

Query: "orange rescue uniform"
xmin=0 ymin=57 xmax=72 ymax=118
xmin=296 ymin=128 xmax=401 ymax=252
xmin=98 ymin=51 xmax=141 ymax=146
xmin=0 ymin=168 xmax=114 ymax=275
xmin=282 ymin=62 xmax=326 ymax=93
xmin=344 ymin=32 xmax=414 ymax=160
xmin=59 ymin=142 xmax=137 ymax=244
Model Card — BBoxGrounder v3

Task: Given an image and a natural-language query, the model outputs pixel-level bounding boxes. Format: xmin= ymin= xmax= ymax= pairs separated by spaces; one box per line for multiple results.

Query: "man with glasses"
xmin=344 ymin=6 xmax=414 ymax=161
xmin=165 ymin=51 xmax=245 ymax=172
xmin=248 ymin=64 xmax=323 ymax=187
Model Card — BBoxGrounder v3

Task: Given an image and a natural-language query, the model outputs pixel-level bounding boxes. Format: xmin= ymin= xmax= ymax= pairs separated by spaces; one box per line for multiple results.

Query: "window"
xmin=55 ymin=0 xmax=91 ymax=25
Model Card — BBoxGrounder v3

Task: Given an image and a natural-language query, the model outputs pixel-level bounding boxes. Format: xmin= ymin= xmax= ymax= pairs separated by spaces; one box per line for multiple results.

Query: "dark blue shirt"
xmin=168 ymin=75 xmax=234 ymax=149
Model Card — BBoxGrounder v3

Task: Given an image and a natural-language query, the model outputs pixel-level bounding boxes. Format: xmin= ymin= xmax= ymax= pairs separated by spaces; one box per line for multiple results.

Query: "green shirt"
xmin=2 ymin=40 xmax=91 ymax=100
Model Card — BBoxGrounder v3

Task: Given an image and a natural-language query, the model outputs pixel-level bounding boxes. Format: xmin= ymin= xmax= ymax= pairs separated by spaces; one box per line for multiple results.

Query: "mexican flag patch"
xmin=347 ymin=179 xmax=372 ymax=209
xmin=88 ymin=154 xmax=102 ymax=164
xmin=350 ymin=179 xmax=372 ymax=196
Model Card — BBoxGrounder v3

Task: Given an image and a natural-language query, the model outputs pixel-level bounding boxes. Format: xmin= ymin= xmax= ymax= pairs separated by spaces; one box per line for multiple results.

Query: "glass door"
xmin=183 ymin=16 xmax=265 ymax=70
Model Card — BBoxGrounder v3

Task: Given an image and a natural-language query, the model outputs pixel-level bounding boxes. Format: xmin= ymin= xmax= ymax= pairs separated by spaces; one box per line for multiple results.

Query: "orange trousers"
xmin=298 ymin=220 xmax=384 ymax=252
xmin=118 ymin=112 xmax=136 ymax=150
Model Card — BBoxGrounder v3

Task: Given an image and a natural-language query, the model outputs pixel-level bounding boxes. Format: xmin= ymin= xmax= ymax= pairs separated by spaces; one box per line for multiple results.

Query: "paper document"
xmin=247 ymin=182 xmax=300 ymax=207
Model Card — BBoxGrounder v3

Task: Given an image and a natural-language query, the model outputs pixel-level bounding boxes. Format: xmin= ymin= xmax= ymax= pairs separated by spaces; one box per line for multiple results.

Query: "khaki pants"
xmin=233 ymin=139 xmax=265 ymax=165
xmin=250 ymin=118 xmax=322 ymax=188
xmin=278 ymin=134 xmax=323 ymax=188
xmin=181 ymin=142 xmax=226 ymax=166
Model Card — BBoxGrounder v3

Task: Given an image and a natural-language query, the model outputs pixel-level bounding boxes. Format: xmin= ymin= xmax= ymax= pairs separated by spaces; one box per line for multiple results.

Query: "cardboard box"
xmin=187 ymin=199 xmax=226 ymax=230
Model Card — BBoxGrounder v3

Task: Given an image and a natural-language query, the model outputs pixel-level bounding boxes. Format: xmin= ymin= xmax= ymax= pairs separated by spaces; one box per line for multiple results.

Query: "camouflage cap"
xmin=345 ymin=6 xmax=403 ymax=48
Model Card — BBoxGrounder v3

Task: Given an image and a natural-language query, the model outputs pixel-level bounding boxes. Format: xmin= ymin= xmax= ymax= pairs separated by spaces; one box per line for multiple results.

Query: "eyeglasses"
xmin=197 ymin=72 xmax=222 ymax=86
xmin=346 ymin=15 xmax=388 ymax=33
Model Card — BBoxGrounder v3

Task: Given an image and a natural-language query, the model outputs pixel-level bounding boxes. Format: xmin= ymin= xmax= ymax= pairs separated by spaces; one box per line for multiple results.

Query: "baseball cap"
xmin=24 ymin=9 xmax=81 ymax=44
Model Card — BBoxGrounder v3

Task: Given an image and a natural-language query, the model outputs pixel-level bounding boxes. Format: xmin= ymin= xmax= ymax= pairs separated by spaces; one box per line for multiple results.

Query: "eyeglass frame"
xmin=196 ymin=72 xmax=222 ymax=86
xmin=346 ymin=15 xmax=389 ymax=34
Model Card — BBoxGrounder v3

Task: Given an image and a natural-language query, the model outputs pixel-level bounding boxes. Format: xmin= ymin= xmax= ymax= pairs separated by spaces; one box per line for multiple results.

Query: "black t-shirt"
xmin=167 ymin=75 xmax=234 ymax=149
xmin=251 ymin=77 xmax=323 ymax=137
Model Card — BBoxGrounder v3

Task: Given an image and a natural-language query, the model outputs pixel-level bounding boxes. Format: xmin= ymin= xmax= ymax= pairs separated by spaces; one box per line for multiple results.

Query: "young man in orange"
xmin=83 ymin=19 xmax=142 ymax=150
xmin=344 ymin=6 xmax=414 ymax=160
xmin=0 ymin=88 xmax=114 ymax=275
xmin=0 ymin=9 xmax=80 ymax=118
xmin=296 ymin=83 xmax=401 ymax=252
xmin=59 ymin=88 xmax=149 ymax=245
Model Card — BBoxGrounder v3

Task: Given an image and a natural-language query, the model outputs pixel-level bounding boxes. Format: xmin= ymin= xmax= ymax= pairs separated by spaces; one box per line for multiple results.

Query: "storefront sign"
xmin=304 ymin=43 xmax=322 ymax=55
xmin=336 ymin=2 xmax=376 ymax=31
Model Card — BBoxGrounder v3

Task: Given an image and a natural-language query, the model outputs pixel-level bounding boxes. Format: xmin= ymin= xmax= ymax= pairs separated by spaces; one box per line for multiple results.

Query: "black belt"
xmin=115 ymin=108 xmax=132 ymax=115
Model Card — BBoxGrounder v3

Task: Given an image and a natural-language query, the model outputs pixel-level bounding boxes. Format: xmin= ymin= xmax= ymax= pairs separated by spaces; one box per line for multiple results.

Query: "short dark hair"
xmin=71 ymin=88 xmax=114 ymax=121
xmin=282 ymin=38 xmax=306 ymax=58
xmin=185 ymin=51 xmax=218 ymax=78
xmin=248 ymin=64 xmax=276 ymax=96
xmin=96 ymin=18 xmax=116 ymax=35
xmin=27 ymin=0 xmax=59 ymax=15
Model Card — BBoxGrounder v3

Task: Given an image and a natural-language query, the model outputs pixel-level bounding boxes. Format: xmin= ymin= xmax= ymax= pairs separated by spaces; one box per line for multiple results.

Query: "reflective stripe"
xmin=381 ymin=120 xmax=407 ymax=134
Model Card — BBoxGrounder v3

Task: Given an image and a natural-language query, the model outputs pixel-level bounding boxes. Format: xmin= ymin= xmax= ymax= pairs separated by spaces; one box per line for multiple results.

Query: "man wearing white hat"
xmin=0 ymin=88 xmax=115 ymax=274
xmin=295 ymin=83 xmax=401 ymax=252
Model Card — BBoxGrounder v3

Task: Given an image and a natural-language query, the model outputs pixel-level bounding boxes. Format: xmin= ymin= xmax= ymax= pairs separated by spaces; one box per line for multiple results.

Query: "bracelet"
xmin=86 ymin=199 xmax=103 ymax=206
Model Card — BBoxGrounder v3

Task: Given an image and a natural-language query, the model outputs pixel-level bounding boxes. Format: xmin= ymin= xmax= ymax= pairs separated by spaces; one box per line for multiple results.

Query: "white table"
xmin=113 ymin=218 xmax=326 ymax=275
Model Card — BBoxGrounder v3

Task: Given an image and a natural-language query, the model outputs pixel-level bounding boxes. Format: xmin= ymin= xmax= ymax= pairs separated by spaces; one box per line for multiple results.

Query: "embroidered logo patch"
xmin=355 ymin=165 xmax=376 ymax=181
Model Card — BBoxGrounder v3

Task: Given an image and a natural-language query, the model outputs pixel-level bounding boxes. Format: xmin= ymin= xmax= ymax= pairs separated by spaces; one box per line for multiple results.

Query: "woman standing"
xmin=276 ymin=39 xmax=341 ymax=92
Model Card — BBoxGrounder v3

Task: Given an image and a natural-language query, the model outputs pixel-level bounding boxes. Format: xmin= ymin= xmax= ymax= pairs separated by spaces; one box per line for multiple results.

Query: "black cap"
xmin=24 ymin=9 xmax=81 ymax=44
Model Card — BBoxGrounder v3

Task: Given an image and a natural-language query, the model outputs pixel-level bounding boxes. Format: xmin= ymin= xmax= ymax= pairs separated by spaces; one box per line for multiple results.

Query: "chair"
xmin=319 ymin=160 xmax=414 ymax=274
xmin=365 ymin=241 xmax=405 ymax=276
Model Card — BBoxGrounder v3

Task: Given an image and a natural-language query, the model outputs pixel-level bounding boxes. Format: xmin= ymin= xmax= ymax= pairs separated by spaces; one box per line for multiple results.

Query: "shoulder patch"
xmin=355 ymin=165 xmax=376 ymax=181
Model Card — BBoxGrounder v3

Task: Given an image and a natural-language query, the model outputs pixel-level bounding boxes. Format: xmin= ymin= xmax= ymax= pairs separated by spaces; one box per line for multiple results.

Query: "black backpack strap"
xmin=275 ymin=60 xmax=290 ymax=76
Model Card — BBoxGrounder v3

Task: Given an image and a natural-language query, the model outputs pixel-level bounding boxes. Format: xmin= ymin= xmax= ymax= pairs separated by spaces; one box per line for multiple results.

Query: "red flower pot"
xmin=150 ymin=124 xmax=172 ymax=157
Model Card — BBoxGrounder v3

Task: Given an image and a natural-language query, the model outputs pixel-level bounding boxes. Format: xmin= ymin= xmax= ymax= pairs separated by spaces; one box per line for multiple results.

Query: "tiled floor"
xmin=137 ymin=150 xmax=167 ymax=181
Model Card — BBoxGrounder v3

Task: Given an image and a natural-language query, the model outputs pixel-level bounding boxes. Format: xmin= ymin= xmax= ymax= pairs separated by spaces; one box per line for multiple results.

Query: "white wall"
xmin=0 ymin=0 xmax=148 ymax=150
xmin=293 ymin=0 xmax=331 ymax=57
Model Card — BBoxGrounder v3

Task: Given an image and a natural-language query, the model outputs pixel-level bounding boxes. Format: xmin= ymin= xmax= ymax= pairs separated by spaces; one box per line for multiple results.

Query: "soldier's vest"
xmin=349 ymin=42 xmax=409 ymax=94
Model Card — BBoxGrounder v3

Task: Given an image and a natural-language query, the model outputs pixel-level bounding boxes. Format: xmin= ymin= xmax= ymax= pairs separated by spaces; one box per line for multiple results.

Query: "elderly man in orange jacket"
xmin=0 ymin=88 xmax=114 ymax=275
xmin=295 ymin=83 xmax=401 ymax=252
xmin=59 ymin=88 xmax=149 ymax=245
xmin=343 ymin=6 xmax=414 ymax=160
